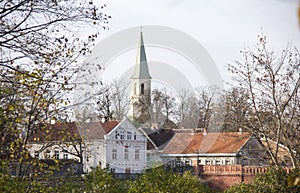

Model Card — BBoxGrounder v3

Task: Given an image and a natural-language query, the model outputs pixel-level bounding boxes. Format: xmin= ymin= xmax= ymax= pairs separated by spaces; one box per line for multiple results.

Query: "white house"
xmin=77 ymin=119 xmax=147 ymax=174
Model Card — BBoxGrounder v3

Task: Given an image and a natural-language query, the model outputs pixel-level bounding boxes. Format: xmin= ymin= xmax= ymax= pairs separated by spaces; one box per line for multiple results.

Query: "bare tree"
xmin=95 ymin=84 xmax=112 ymax=121
xmin=110 ymin=79 xmax=130 ymax=120
xmin=222 ymin=87 xmax=251 ymax=132
xmin=228 ymin=34 xmax=300 ymax=168
xmin=195 ymin=86 xmax=215 ymax=129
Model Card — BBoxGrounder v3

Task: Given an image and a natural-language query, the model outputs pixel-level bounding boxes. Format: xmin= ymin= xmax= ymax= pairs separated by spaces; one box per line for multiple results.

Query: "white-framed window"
xmin=124 ymin=148 xmax=129 ymax=160
xmin=185 ymin=159 xmax=191 ymax=166
xmin=216 ymin=160 xmax=221 ymax=165
xmin=225 ymin=160 xmax=231 ymax=165
xmin=135 ymin=149 xmax=140 ymax=160
xmin=54 ymin=150 xmax=59 ymax=160
xmin=176 ymin=159 xmax=181 ymax=167
xmin=112 ymin=149 xmax=117 ymax=160
xmin=63 ymin=153 xmax=68 ymax=159
xmin=133 ymin=132 xmax=137 ymax=140
xmin=205 ymin=159 xmax=211 ymax=165
xmin=120 ymin=131 xmax=125 ymax=140
xmin=127 ymin=131 xmax=132 ymax=140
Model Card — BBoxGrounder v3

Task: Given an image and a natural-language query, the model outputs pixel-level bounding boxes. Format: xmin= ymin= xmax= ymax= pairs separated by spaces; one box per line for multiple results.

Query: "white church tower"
xmin=129 ymin=31 xmax=152 ymax=123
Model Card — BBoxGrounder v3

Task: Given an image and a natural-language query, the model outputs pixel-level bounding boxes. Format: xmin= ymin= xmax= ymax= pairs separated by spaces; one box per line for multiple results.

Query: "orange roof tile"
xmin=163 ymin=132 xmax=251 ymax=155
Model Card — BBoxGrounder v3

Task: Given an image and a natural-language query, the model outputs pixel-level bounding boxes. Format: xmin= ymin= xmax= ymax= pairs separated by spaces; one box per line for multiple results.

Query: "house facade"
xmin=103 ymin=119 xmax=147 ymax=174
xmin=77 ymin=119 xmax=147 ymax=173
xmin=27 ymin=122 xmax=84 ymax=174
xmin=27 ymin=119 xmax=147 ymax=174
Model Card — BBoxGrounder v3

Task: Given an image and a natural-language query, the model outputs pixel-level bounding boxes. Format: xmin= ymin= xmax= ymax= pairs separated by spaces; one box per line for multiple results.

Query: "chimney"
xmin=239 ymin=127 xmax=243 ymax=134
xmin=203 ymin=128 xmax=207 ymax=135
xmin=101 ymin=116 xmax=107 ymax=123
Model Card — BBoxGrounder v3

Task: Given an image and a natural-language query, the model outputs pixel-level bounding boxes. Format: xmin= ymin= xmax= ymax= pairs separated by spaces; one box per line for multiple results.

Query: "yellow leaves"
xmin=8 ymin=105 xmax=14 ymax=111
xmin=16 ymin=117 xmax=22 ymax=123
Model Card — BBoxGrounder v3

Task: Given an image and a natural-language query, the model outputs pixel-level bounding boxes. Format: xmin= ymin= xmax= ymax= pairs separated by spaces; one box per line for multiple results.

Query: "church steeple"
xmin=129 ymin=30 xmax=152 ymax=124
xmin=131 ymin=31 xmax=151 ymax=79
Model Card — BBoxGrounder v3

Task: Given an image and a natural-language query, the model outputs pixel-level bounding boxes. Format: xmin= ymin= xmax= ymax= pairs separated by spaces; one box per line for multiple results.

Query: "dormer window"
xmin=127 ymin=131 xmax=132 ymax=140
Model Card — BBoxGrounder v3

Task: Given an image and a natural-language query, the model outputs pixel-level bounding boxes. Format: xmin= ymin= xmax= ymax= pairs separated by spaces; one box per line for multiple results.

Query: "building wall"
xmin=200 ymin=165 xmax=271 ymax=191
xmin=237 ymin=137 xmax=270 ymax=166
xmin=27 ymin=143 xmax=80 ymax=161
xmin=105 ymin=119 xmax=147 ymax=173
xmin=83 ymin=140 xmax=106 ymax=173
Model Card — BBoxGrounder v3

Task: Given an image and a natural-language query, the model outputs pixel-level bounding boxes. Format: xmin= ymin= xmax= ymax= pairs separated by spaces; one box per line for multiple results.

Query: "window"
xmin=63 ymin=153 xmax=68 ymax=159
xmin=135 ymin=149 xmax=140 ymax=160
xmin=112 ymin=149 xmax=117 ymax=160
xmin=133 ymin=132 xmax=137 ymax=140
xmin=34 ymin=151 xmax=39 ymax=159
xmin=120 ymin=131 xmax=125 ymax=140
xmin=185 ymin=160 xmax=191 ymax=166
xmin=225 ymin=160 xmax=231 ymax=165
xmin=176 ymin=159 xmax=181 ymax=167
xmin=115 ymin=131 xmax=119 ymax=139
xmin=141 ymin=83 xmax=144 ymax=95
xmin=127 ymin=131 xmax=132 ymax=140
xmin=45 ymin=150 xmax=51 ymax=159
xmin=205 ymin=160 xmax=211 ymax=165
xmin=54 ymin=150 xmax=59 ymax=160
xmin=216 ymin=160 xmax=221 ymax=165
xmin=110 ymin=168 xmax=116 ymax=173
xmin=124 ymin=149 xmax=129 ymax=160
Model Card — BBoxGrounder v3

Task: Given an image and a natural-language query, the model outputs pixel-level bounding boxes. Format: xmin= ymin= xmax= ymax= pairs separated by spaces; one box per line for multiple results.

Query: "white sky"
xmin=93 ymin=0 xmax=300 ymax=86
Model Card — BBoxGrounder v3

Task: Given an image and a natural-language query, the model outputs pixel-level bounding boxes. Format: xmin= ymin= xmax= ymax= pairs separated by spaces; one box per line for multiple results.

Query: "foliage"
xmin=128 ymin=166 xmax=212 ymax=193
xmin=83 ymin=165 xmax=129 ymax=193
xmin=225 ymin=168 xmax=300 ymax=193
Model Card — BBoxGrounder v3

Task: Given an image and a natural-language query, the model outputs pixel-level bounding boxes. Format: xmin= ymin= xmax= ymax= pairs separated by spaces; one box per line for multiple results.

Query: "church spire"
xmin=131 ymin=31 xmax=151 ymax=79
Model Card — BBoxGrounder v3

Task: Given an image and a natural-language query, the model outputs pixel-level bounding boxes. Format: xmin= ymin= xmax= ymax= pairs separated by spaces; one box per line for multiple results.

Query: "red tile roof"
xmin=101 ymin=121 xmax=119 ymax=134
xmin=28 ymin=122 xmax=81 ymax=143
xmin=162 ymin=132 xmax=251 ymax=155
xmin=29 ymin=121 xmax=120 ymax=142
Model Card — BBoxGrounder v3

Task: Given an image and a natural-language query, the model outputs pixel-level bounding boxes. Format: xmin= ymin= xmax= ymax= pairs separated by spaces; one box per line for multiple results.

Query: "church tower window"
xmin=141 ymin=83 xmax=145 ymax=95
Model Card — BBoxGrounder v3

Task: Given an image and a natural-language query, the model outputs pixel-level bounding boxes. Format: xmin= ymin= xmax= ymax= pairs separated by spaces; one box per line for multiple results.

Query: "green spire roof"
xmin=131 ymin=31 xmax=151 ymax=79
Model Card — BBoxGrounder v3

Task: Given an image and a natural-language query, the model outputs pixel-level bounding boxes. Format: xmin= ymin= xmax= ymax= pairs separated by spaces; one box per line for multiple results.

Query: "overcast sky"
xmin=93 ymin=0 xmax=300 ymax=86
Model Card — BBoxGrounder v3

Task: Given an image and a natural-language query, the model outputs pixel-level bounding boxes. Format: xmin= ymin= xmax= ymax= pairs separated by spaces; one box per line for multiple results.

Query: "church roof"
xmin=131 ymin=31 xmax=151 ymax=79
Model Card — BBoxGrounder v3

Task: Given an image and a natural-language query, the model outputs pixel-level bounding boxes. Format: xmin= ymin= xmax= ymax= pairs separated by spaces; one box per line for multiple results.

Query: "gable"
xmin=106 ymin=119 xmax=144 ymax=140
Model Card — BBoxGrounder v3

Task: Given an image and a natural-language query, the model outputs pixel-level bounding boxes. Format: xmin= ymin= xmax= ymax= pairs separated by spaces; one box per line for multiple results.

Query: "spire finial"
xmin=140 ymin=25 xmax=143 ymax=33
